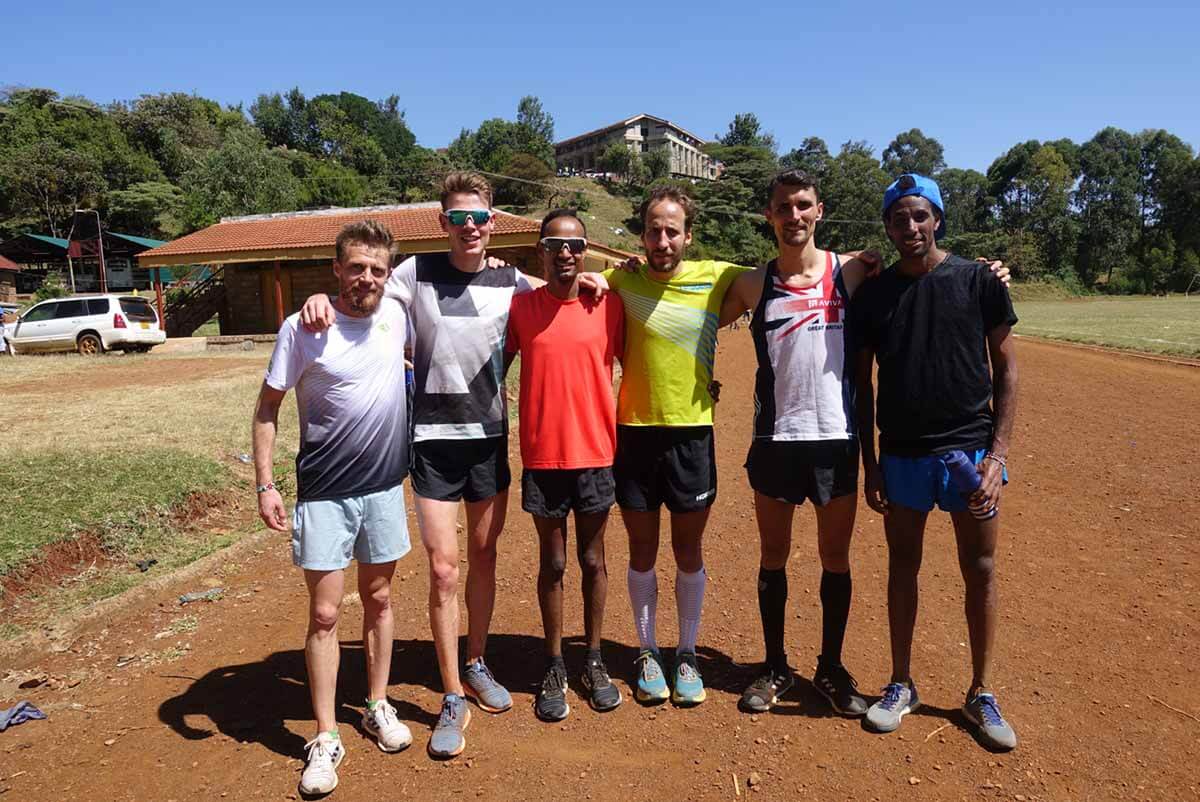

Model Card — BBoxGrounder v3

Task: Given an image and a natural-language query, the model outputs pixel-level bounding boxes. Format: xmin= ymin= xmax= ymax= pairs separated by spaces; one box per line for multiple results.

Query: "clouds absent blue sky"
xmin=6 ymin=0 xmax=1198 ymax=171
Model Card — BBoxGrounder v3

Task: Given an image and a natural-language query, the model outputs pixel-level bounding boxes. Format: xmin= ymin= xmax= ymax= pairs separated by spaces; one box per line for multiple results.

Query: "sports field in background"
xmin=1014 ymin=295 xmax=1200 ymax=357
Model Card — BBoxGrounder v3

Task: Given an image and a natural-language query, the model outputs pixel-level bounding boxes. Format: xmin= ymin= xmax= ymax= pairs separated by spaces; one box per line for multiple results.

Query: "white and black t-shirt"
xmin=386 ymin=254 xmax=532 ymax=442
xmin=265 ymin=298 xmax=408 ymax=501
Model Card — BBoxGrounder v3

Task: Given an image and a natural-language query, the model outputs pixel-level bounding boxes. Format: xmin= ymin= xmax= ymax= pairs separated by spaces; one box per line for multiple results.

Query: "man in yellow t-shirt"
xmin=604 ymin=187 xmax=751 ymax=707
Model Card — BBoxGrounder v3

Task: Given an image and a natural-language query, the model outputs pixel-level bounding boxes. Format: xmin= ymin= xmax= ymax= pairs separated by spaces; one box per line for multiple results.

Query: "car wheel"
xmin=77 ymin=333 xmax=103 ymax=356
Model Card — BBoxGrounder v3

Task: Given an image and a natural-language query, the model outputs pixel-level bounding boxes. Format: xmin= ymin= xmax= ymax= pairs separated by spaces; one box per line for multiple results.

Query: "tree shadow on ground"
xmin=157 ymin=631 xmax=744 ymax=757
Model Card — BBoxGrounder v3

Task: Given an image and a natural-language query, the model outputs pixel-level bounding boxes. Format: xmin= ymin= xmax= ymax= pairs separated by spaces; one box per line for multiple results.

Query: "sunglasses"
xmin=443 ymin=209 xmax=492 ymax=226
xmin=539 ymin=237 xmax=588 ymax=255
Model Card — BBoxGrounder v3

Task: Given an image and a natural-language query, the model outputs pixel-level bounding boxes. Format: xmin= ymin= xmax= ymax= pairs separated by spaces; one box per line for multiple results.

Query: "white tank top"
xmin=750 ymin=251 xmax=856 ymax=441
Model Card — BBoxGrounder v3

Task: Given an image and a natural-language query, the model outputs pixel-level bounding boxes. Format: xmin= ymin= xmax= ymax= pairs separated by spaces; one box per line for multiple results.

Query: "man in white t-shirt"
xmin=253 ymin=220 xmax=413 ymax=795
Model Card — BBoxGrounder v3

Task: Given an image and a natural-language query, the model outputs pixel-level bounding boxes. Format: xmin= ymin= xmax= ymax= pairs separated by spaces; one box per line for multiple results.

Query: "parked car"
xmin=4 ymin=294 xmax=166 ymax=355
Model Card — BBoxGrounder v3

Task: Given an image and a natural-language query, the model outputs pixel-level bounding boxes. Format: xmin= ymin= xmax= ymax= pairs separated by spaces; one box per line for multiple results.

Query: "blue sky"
xmin=6 ymin=0 xmax=1198 ymax=171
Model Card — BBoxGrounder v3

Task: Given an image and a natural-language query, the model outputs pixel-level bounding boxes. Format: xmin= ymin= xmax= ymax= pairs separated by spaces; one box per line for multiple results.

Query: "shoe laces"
xmin=438 ymin=696 xmax=463 ymax=726
xmin=543 ymin=664 xmax=567 ymax=693
xmin=303 ymin=735 xmax=338 ymax=771
xmin=879 ymin=682 xmax=908 ymax=711
xmin=467 ymin=659 xmax=497 ymax=685
xmin=637 ymin=651 xmax=662 ymax=681
xmin=677 ymin=654 xmax=700 ymax=683
xmin=372 ymin=700 xmax=399 ymax=729
xmin=586 ymin=659 xmax=611 ymax=687
xmin=823 ymin=662 xmax=859 ymax=691
xmin=973 ymin=693 xmax=1005 ymax=727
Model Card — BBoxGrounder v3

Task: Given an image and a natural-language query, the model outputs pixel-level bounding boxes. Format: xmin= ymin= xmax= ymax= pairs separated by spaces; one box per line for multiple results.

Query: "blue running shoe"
xmin=463 ymin=658 xmax=512 ymax=713
xmin=671 ymin=650 xmax=706 ymax=706
xmin=963 ymin=690 xmax=1017 ymax=751
xmin=428 ymin=694 xmax=470 ymax=759
xmin=865 ymin=681 xmax=920 ymax=733
xmin=635 ymin=649 xmax=669 ymax=704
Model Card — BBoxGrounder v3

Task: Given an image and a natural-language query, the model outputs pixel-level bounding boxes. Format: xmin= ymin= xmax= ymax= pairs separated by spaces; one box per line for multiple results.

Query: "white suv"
xmin=5 ymin=294 xmax=167 ymax=355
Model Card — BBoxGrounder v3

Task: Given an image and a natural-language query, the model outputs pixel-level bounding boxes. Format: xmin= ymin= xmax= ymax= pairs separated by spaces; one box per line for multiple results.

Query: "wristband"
xmin=256 ymin=482 xmax=276 ymax=494
xmin=983 ymin=453 xmax=1007 ymax=468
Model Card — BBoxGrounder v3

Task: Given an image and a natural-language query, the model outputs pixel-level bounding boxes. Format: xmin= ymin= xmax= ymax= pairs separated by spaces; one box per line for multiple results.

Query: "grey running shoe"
xmin=813 ymin=658 xmax=869 ymax=716
xmin=740 ymin=664 xmax=794 ymax=713
xmin=299 ymin=732 xmax=344 ymax=795
xmin=963 ymin=690 xmax=1018 ymax=751
xmin=535 ymin=662 xmax=570 ymax=722
xmin=865 ymin=681 xmax=920 ymax=733
xmin=463 ymin=658 xmax=512 ymax=713
xmin=428 ymin=693 xmax=471 ymax=759
xmin=362 ymin=700 xmax=412 ymax=752
xmin=581 ymin=655 xmax=622 ymax=712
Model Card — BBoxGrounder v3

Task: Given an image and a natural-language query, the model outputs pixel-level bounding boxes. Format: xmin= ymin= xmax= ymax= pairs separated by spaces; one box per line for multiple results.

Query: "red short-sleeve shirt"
xmin=505 ymin=288 xmax=624 ymax=469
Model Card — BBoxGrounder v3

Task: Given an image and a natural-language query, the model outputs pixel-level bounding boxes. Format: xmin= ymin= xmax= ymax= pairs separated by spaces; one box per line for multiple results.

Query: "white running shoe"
xmin=362 ymin=700 xmax=412 ymax=752
xmin=299 ymin=732 xmax=345 ymax=795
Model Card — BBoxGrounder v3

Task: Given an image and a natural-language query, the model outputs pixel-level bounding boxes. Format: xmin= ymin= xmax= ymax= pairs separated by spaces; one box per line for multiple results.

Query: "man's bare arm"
xmin=252 ymin=382 xmax=290 ymax=532
xmin=976 ymin=325 xmax=1019 ymax=508
xmin=718 ymin=268 xmax=766 ymax=328
xmin=855 ymin=346 xmax=889 ymax=515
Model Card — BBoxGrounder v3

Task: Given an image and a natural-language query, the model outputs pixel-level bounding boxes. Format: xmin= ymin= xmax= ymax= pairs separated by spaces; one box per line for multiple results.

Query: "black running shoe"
xmin=581 ymin=656 xmax=622 ymax=712
xmin=535 ymin=662 xmax=570 ymax=722
xmin=740 ymin=664 xmax=794 ymax=713
xmin=813 ymin=656 xmax=868 ymax=716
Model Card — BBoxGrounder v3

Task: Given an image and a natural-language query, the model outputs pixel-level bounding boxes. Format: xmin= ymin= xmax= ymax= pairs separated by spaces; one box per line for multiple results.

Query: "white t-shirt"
xmin=265 ymin=298 xmax=408 ymax=501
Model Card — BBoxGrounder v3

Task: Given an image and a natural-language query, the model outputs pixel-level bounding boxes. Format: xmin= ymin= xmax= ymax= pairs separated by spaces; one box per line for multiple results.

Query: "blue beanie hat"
xmin=882 ymin=173 xmax=946 ymax=239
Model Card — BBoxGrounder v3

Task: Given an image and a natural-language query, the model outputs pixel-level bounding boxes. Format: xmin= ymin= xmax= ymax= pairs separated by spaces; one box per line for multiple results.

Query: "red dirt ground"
xmin=1 ymin=335 xmax=1197 ymax=801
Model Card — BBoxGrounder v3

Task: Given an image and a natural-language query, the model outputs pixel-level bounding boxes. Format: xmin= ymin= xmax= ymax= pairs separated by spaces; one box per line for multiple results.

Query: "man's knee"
xmin=540 ymin=550 xmax=567 ymax=580
xmin=428 ymin=554 xmax=459 ymax=599
xmin=578 ymin=547 xmax=606 ymax=577
xmin=362 ymin=581 xmax=392 ymax=614
xmin=310 ymin=599 xmax=341 ymax=633
xmin=468 ymin=537 xmax=498 ymax=570
xmin=960 ymin=552 xmax=996 ymax=587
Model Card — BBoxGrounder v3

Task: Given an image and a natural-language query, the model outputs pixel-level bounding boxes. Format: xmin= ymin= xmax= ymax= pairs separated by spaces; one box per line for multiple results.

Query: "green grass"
xmin=1015 ymin=296 xmax=1200 ymax=357
xmin=0 ymin=450 xmax=227 ymax=576
xmin=193 ymin=314 xmax=220 ymax=336
xmin=503 ymin=177 xmax=641 ymax=253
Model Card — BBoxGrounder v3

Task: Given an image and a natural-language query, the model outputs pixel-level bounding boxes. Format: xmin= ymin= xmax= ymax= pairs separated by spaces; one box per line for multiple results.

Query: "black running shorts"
xmin=744 ymin=438 xmax=858 ymax=507
xmin=521 ymin=467 xmax=615 ymax=518
xmin=614 ymin=425 xmax=717 ymax=513
xmin=411 ymin=437 xmax=511 ymax=502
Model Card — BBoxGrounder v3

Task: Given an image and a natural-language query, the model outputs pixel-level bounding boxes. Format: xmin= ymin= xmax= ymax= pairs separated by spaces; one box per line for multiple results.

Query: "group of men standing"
xmin=252 ymin=168 xmax=1020 ymax=796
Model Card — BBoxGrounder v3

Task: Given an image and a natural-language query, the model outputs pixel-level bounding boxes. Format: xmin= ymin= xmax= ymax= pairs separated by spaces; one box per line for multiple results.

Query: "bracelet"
xmin=256 ymin=482 xmax=276 ymax=494
xmin=983 ymin=453 xmax=1007 ymax=468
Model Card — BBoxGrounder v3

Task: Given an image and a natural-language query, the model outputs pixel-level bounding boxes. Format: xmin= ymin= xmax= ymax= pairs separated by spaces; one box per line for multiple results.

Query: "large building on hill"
xmin=555 ymin=114 xmax=719 ymax=180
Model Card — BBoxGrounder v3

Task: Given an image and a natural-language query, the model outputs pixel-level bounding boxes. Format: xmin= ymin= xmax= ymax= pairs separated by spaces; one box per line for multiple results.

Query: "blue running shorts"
xmin=880 ymin=449 xmax=1008 ymax=513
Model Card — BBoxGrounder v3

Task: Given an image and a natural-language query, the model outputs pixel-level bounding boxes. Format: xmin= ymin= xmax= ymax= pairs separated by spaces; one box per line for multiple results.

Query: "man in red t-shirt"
xmin=504 ymin=209 xmax=625 ymax=723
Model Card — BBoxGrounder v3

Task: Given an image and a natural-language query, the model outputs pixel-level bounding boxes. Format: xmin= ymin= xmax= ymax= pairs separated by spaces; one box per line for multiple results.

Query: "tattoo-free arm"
xmin=976 ymin=324 xmax=1019 ymax=506
xmin=855 ymin=346 xmax=889 ymax=515
xmin=252 ymin=382 xmax=290 ymax=532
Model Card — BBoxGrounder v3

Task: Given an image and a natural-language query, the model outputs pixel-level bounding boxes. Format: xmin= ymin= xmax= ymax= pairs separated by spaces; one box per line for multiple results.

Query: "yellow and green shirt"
xmin=606 ymin=259 xmax=752 ymax=426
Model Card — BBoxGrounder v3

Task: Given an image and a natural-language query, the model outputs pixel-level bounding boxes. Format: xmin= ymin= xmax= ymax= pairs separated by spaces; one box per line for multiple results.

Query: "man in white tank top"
xmin=718 ymin=170 xmax=1008 ymax=717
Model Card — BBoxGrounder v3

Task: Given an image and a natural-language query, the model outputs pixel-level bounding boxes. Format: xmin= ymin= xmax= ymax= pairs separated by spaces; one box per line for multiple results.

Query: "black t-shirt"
xmin=852 ymin=254 xmax=1017 ymax=457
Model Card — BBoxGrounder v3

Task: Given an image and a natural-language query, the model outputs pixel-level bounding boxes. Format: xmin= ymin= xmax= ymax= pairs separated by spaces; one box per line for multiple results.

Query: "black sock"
xmin=548 ymin=654 xmax=565 ymax=670
xmin=757 ymin=567 xmax=788 ymax=671
xmin=819 ymin=569 xmax=852 ymax=665
xmin=585 ymin=647 xmax=602 ymax=664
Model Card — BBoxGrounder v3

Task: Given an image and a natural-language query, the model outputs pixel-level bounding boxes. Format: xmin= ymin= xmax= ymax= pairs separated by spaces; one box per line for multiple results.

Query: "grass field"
xmin=0 ymin=350 xmax=293 ymax=623
xmin=1014 ymin=295 xmax=1200 ymax=357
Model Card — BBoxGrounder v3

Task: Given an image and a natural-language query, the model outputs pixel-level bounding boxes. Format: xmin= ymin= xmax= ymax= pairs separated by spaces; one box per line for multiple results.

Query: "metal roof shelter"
xmin=138 ymin=203 xmax=638 ymax=337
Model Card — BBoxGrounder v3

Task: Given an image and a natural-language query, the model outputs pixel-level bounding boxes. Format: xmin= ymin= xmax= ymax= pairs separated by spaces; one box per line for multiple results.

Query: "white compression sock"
xmin=676 ymin=566 xmax=707 ymax=654
xmin=627 ymin=567 xmax=658 ymax=651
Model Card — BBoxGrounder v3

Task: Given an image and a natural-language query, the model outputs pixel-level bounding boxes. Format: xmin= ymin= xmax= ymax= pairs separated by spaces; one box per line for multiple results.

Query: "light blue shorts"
xmin=880 ymin=449 xmax=1009 ymax=513
xmin=292 ymin=483 xmax=411 ymax=570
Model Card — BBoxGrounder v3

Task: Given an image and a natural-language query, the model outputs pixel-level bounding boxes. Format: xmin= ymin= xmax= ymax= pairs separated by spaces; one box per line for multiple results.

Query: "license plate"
xmin=140 ymin=322 xmax=150 ymax=329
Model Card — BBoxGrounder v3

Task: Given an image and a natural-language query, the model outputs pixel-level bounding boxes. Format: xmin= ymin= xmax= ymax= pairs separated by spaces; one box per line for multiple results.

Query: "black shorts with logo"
xmin=411 ymin=437 xmax=511 ymax=502
xmin=521 ymin=467 xmax=615 ymax=518
xmin=614 ymin=425 xmax=717 ymax=514
xmin=744 ymin=438 xmax=858 ymax=507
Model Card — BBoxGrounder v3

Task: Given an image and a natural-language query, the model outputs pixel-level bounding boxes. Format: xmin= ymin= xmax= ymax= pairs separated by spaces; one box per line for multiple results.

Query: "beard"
xmin=342 ymin=282 xmax=384 ymax=314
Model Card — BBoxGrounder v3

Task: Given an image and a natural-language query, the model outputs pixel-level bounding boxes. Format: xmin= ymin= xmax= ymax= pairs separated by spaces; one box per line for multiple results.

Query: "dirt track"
xmin=1 ymin=334 xmax=1198 ymax=801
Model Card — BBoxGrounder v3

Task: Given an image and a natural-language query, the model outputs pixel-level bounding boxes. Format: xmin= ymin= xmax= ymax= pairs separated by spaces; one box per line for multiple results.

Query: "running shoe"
xmin=634 ymin=649 xmax=670 ymax=703
xmin=740 ymin=664 xmax=793 ymax=713
xmin=535 ymin=662 xmax=570 ymax=722
xmin=812 ymin=657 xmax=869 ymax=716
xmin=463 ymin=658 xmax=512 ymax=713
xmin=299 ymin=731 xmax=344 ymax=796
xmin=672 ymin=650 xmax=707 ymax=706
xmin=963 ymin=690 xmax=1018 ymax=751
xmin=428 ymin=693 xmax=471 ymax=759
xmin=362 ymin=699 xmax=412 ymax=752
xmin=865 ymin=681 xmax=920 ymax=733
xmin=581 ymin=654 xmax=622 ymax=712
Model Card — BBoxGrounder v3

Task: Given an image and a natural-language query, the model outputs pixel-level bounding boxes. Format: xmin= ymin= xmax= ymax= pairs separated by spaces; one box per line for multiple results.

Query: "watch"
xmin=256 ymin=482 xmax=276 ymax=494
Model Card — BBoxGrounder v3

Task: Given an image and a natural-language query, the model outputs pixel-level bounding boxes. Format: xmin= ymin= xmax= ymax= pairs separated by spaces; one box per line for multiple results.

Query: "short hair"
xmin=539 ymin=208 xmax=587 ymax=238
xmin=638 ymin=186 xmax=697 ymax=231
xmin=335 ymin=219 xmax=393 ymax=264
xmin=766 ymin=169 xmax=820 ymax=205
xmin=440 ymin=171 xmax=493 ymax=209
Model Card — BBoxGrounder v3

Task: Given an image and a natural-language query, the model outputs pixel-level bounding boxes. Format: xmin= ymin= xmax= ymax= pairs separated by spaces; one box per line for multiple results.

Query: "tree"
xmin=179 ymin=127 xmax=303 ymax=230
xmin=882 ymin=128 xmax=946 ymax=178
xmin=597 ymin=141 xmax=633 ymax=180
xmin=495 ymin=152 xmax=553 ymax=207
xmin=779 ymin=137 xmax=831 ymax=181
xmin=107 ymin=181 xmax=186 ymax=239
xmin=0 ymin=139 xmax=106 ymax=237
xmin=1025 ymin=145 xmax=1078 ymax=276
xmin=515 ymin=96 xmax=555 ymax=166
xmin=717 ymin=113 xmax=777 ymax=153
xmin=1076 ymin=127 xmax=1141 ymax=285
xmin=644 ymin=148 xmax=672 ymax=182
xmin=818 ymin=141 xmax=889 ymax=254
xmin=937 ymin=168 xmax=992 ymax=237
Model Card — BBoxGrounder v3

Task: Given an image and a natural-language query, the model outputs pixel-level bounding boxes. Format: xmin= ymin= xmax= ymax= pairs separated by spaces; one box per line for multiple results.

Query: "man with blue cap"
xmin=852 ymin=173 xmax=1020 ymax=751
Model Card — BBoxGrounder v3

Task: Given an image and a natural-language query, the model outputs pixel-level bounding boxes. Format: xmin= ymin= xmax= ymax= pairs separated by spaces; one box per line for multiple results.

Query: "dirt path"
xmin=1 ymin=336 xmax=1197 ymax=801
